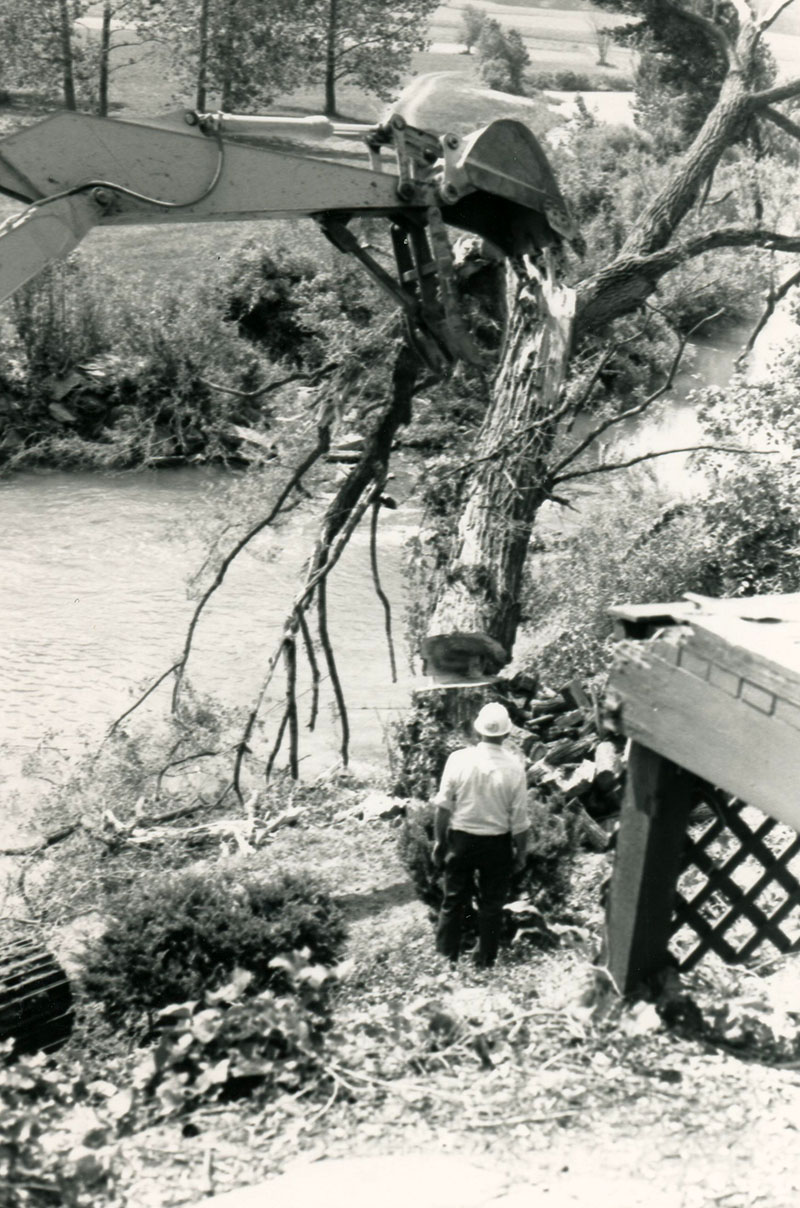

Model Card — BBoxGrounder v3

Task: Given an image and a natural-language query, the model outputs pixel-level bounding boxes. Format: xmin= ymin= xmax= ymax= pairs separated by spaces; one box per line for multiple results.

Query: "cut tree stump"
xmin=0 ymin=933 xmax=74 ymax=1053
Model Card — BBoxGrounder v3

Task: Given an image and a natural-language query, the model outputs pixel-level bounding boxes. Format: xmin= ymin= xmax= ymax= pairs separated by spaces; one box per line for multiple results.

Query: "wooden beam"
xmin=609 ymin=632 xmax=800 ymax=831
xmin=605 ymin=743 xmax=694 ymax=995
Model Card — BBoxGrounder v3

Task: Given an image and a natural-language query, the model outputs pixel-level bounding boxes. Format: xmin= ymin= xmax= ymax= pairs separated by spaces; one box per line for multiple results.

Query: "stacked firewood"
xmin=499 ymin=676 xmax=625 ymax=843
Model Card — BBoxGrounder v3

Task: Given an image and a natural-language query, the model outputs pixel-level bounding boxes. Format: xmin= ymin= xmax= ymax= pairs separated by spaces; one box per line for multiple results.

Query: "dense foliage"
xmin=135 ymin=956 xmax=343 ymax=1115
xmin=81 ymin=868 xmax=346 ymax=1027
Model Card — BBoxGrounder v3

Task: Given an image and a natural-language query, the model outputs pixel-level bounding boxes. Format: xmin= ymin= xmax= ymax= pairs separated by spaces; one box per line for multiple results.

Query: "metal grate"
xmin=670 ymin=797 xmax=800 ymax=970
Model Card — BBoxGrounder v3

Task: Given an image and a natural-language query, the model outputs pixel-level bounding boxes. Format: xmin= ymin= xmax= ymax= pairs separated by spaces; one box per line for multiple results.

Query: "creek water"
xmin=0 ymin=314 xmax=791 ymax=794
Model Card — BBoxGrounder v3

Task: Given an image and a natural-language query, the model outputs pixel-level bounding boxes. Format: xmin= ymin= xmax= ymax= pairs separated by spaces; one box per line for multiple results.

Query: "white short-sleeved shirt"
xmin=434 ymin=741 xmax=529 ymax=836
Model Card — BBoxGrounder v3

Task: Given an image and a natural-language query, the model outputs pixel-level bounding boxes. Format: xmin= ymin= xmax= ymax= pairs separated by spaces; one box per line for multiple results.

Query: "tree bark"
xmin=425 ymin=11 xmax=793 ymax=678
xmin=427 ymin=256 xmax=575 ymax=663
xmin=57 ymin=0 xmax=77 ymax=111
xmin=324 ymin=0 xmax=338 ymax=117
xmin=97 ymin=2 xmax=111 ymax=117
xmin=196 ymin=0 xmax=210 ymax=111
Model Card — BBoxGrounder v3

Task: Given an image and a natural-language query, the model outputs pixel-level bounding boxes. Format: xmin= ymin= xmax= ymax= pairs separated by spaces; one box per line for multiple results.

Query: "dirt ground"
xmin=95 ymin=813 xmax=800 ymax=1208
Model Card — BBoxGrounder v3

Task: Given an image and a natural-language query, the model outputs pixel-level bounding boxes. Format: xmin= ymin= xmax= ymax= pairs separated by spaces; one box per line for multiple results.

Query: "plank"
xmin=609 ymin=639 xmax=800 ymax=831
xmin=687 ymin=616 xmax=800 ymax=708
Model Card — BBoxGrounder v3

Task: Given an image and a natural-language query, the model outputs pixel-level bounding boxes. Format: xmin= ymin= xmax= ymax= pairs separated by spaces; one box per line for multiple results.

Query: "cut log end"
xmin=421 ymin=631 xmax=509 ymax=685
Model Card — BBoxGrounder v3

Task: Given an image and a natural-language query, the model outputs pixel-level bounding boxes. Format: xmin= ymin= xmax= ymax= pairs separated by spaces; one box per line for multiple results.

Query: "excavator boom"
xmin=0 ymin=104 xmax=579 ymax=371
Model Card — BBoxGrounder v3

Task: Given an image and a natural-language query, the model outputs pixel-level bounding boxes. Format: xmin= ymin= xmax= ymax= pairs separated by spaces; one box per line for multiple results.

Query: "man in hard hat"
xmin=432 ymin=702 xmax=530 ymax=968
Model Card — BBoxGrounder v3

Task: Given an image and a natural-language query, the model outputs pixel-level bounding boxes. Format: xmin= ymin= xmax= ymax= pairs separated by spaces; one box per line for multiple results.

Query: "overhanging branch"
xmin=553 ymin=444 xmax=773 ymax=485
xmin=736 ymin=264 xmax=800 ymax=364
xmin=761 ymin=105 xmax=800 ymax=141
xmin=758 ymin=0 xmax=798 ymax=31
xmin=662 ymin=0 xmax=734 ymax=64
xmin=750 ymin=75 xmax=800 ymax=108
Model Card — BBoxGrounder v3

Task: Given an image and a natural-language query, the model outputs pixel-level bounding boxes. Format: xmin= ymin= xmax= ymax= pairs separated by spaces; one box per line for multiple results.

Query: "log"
xmin=0 ymin=934 xmax=74 ymax=1053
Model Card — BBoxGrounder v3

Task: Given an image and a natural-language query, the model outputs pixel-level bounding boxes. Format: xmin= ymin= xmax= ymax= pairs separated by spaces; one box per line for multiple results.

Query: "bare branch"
xmin=108 ymin=661 xmax=181 ymax=737
xmin=662 ymin=0 xmax=734 ymax=64
xmin=317 ymin=575 xmax=349 ymax=766
xmin=155 ymin=748 xmax=220 ymax=796
xmin=553 ymin=444 xmax=773 ymax=484
xmin=750 ymin=75 xmax=800 ymax=108
xmin=284 ymin=637 xmax=300 ymax=779
xmin=264 ymin=709 xmax=290 ymax=781
xmin=172 ymin=431 xmax=331 ymax=711
xmin=551 ymin=311 xmax=723 ymax=477
xmin=0 ymin=824 xmax=79 ymax=857
xmin=370 ymin=496 xmax=398 ymax=683
xmin=758 ymin=0 xmax=798 ymax=31
xmin=298 ymin=609 xmax=321 ymax=730
xmin=736 ymin=264 xmax=800 ymax=364
xmin=761 ymin=105 xmax=800 ymax=141
xmin=199 ymin=361 xmax=338 ymax=401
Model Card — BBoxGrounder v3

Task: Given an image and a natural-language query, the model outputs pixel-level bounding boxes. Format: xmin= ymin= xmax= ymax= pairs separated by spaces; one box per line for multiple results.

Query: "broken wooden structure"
xmin=0 ymin=932 xmax=74 ymax=1052
xmin=604 ymin=592 xmax=800 ymax=994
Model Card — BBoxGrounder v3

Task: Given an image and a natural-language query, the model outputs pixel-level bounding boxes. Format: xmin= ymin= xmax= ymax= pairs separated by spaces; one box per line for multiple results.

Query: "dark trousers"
xmin=436 ymin=829 xmax=513 ymax=967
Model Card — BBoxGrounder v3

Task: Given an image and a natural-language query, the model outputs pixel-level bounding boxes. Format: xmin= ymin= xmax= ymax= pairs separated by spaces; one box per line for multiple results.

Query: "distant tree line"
xmin=0 ymin=0 xmax=439 ymax=118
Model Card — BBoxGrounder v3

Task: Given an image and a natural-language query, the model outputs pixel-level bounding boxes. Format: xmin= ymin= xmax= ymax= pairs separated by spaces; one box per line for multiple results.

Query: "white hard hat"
xmin=474 ymin=702 xmax=511 ymax=737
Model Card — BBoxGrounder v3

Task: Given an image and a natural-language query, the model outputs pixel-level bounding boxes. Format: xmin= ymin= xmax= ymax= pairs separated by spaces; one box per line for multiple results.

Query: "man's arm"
xmin=511 ymin=826 xmax=529 ymax=871
xmin=509 ymin=764 xmax=530 ymax=871
xmin=432 ymin=754 xmax=457 ymax=870
xmin=433 ymin=806 xmax=451 ymax=869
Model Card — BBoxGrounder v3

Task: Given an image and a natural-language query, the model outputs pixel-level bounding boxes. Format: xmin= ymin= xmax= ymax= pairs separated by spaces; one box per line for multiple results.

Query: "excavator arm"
xmin=0 ymin=105 xmax=579 ymax=372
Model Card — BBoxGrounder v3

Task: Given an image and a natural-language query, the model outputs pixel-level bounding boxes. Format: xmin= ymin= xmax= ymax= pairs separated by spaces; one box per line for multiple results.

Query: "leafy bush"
xmin=81 ymin=868 xmax=346 ymax=1027
xmin=523 ymin=477 xmax=717 ymax=682
xmin=0 ymin=260 xmax=270 ymax=470
xmin=0 ymin=1041 xmax=122 ymax=1207
xmin=398 ymin=791 xmax=581 ymax=933
xmin=135 ymin=956 xmax=344 ymax=1116
xmin=526 ymin=69 xmax=634 ymax=91
xmin=389 ymin=689 xmax=488 ymax=800
xmin=476 ymin=19 xmax=529 ymax=95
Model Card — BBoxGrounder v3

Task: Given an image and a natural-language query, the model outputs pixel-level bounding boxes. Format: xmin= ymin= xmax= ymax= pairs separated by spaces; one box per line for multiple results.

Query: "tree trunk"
xmin=426 ymin=256 xmax=575 ymax=669
xmin=57 ymin=0 xmax=77 ymax=111
xmin=324 ymin=0 xmax=338 ymax=117
xmin=196 ymin=0 xmax=210 ymax=111
xmin=97 ymin=2 xmax=111 ymax=117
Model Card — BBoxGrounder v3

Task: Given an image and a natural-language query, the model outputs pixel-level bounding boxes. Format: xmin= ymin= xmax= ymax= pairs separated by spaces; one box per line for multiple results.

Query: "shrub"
xmin=81 ymin=868 xmax=346 ymax=1027
xmin=389 ymin=689 xmax=488 ymax=800
xmin=136 ymin=956 xmax=345 ymax=1115
xmin=476 ymin=19 xmax=529 ymax=95
xmin=0 ymin=1041 xmax=121 ymax=1207
xmin=522 ymin=477 xmax=718 ymax=683
xmin=0 ymin=260 xmax=271 ymax=469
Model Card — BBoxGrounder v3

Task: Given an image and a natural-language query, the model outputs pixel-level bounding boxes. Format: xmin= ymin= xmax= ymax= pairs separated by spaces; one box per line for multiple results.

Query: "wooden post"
xmin=604 ymin=742 xmax=693 ymax=995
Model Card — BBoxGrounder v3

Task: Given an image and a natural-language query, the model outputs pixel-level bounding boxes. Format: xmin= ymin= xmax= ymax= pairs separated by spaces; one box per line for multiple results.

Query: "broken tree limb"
xmin=426 ymin=253 xmax=576 ymax=661
xmin=172 ymin=429 xmax=332 ymax=711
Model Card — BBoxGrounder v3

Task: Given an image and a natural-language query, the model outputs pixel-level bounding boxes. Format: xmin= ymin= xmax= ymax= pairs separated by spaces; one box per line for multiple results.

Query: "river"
xmin=0 ymin=312 xmax=792 ymax=793
xmin=0 ymin=464 xmax=420 ymax=788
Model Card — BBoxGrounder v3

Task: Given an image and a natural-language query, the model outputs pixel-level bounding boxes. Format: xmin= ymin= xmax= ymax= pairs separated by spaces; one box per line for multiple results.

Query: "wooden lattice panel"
xmin=670 ymin=799 xmax=800 ymax=970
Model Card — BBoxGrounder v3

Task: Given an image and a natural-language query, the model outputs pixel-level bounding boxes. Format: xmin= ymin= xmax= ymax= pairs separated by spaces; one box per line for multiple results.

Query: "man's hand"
xmin=432 ymin=841 xmax=445 ymax=871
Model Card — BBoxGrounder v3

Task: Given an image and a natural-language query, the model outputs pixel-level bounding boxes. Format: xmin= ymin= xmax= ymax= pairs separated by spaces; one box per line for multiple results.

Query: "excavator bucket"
xmin=440 ymin=119 xmax=581 ymax=258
